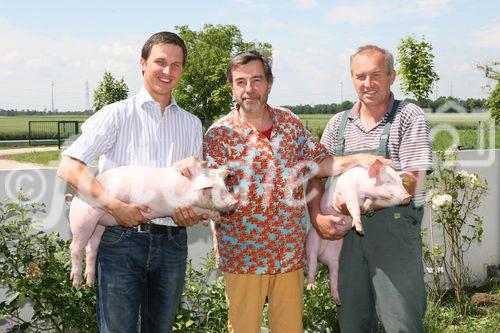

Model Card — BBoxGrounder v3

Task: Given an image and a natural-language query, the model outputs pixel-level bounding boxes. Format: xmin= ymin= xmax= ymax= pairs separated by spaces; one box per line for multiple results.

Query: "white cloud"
xmin=414 ymin=0 xmax=451 ymax=18
xmin=261 ymin=18 xmax=332 ymax=41
xmin=471 ymin=24 xmax=500 ymax=48
xmin=325 ymin=0 xmax=452 ymax=26
xmin=0 ymin=18 xmax=142 ymax=110
xmin=293 ymin=0 xmax=318 ymax=10
xmin=325 ymin=3 xmax=390 ymax=26
xmin=234 ymin=0 xmax=270 ymax=11
xmin=452 ymin=62 xmax=474 ymax=72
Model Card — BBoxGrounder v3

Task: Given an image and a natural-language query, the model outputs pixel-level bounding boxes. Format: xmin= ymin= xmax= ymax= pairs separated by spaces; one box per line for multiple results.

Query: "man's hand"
xmin=333 ymin=191 xmax=350 ymax=215
xmin=106 ymin=200 xmax=150 ymax=228
xmin=172 ymin=207 xmax=209 ymax=227
xmin=311 ymin=213 xmax=351 ymax=240
xmin=354 ymin=153 xmax=392 ymax=170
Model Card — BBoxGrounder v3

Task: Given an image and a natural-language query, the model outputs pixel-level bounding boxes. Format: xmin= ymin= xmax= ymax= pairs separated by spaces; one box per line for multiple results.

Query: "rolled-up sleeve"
xmin=62 ymin=105 xmax=119 ymax=165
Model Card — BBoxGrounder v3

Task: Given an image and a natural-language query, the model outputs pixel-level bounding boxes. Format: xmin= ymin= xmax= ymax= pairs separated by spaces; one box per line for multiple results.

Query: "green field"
xmin=0 ymin=113 xmax=498 ymax=150
xmin=298 ymin=112 xmax=499 ymax=151
xmin=0 ymin=115 xmax=89 ymax=140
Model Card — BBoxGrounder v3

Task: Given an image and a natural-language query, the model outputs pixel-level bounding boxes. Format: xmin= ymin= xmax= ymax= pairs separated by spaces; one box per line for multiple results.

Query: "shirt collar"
xmin=137 ymin=87 xmax=179 ymax=111
xmin=348 ymin=92 xmax=395 ymax=121
xmin=231 ymin=103 xmax=276 ymax=136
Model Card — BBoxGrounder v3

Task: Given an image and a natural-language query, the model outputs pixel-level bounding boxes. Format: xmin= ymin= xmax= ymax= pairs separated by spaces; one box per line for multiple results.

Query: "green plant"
xmin=397 ymin=35 xmax=439 ymax=103
xmin=303 ymin=263 xmax=339 ymax=333
xmin=0 ymin=193 xmax=97 ymax=332
xmin=423 ymin=279 xmax=500 ymax=332
xmin=424 ymin=150 xmax=488 ymax=313
xmin=93 ymin=70 xmax=128 ymax=112
xmin=175 ymin=24 xmax=272 ymax=127
xmin=173 ymin=252 xmax=228 ymax=332
xmin=477 ymin=61 xmax=500 ymax=124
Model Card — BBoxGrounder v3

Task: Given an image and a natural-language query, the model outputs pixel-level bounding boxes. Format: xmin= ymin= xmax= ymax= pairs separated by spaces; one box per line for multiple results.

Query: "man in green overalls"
xmin=307 ymin=45 xmax=433 ymax=332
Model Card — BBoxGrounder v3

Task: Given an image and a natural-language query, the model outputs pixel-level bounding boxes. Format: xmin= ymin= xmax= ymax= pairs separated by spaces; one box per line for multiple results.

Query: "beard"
xmin=236 ymin=92 xmax=269 ymax=114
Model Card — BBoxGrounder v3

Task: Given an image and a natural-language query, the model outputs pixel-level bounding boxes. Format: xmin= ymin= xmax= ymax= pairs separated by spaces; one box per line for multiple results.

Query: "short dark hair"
xmin=141 ymin=31 xmax=187 ymax=66
xmin=227 ymin=49 xmax=273 ymax=84
xmin=350 ymin=45 xmax=394 ymax=74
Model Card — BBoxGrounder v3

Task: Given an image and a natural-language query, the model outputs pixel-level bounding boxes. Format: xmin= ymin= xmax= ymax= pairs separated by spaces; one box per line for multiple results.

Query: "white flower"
xmin=458 ymin=170 xmax=479 ymax=187
xmin=431 ymin=193 xmax=453 ymax=210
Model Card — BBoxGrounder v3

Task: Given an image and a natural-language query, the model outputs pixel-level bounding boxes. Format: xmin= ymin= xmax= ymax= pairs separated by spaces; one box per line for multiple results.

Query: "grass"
xmin=0 ymin=113 xmax=499 ymax=150
xmin=423 ymin=280 xmax=500 ymax=333
xmin=0 ymin=150 xmax=62 ymax=166
xmin=0 ymin=115 xmax=87 ymax=140
xmin=0 ymin=115 xmax=88 ymax=134
xmin=297 ymin=112 xmax=500 ymax=150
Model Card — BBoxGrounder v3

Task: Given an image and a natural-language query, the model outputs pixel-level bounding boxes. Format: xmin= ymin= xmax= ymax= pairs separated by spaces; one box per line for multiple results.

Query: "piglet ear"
xmin=367 ymin=159 xmax=384 ymax=178
xmin=399 ymin=171 xmax=417 ymax=185
xmin=197 ymin=160 xmax=208 ymax=168
xmin=192 ymin=175 xmax=214 ymax=191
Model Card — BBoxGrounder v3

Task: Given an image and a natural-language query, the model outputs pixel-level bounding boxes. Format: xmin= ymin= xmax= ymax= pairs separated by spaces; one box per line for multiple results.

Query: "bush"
xmin=0 ymin=193 xmax=97 ymax=333
xmin=303 ymin=263 xmax=339 ymax=332
xmin=174 ymin=253 xmax=228 ymax=332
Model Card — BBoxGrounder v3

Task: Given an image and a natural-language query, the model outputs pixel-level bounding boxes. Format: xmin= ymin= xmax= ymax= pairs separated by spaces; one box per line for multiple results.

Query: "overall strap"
xmin=335 ymin=109 xmax=351 ymax=156
xmin=377 ymin=100 xmax=400 ymax=158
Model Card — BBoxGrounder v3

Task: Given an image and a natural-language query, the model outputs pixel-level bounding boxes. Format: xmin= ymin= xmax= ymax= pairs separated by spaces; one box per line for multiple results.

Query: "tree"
xmin=174 ymin=24 xmax=272 ymax=127
xmin=397 ymin=35 xmax=439 ymax=103
xmin=477 ymin=61 xmax=500 ymax=123
xmin=92 ymin=70 xmax=129 ymax=112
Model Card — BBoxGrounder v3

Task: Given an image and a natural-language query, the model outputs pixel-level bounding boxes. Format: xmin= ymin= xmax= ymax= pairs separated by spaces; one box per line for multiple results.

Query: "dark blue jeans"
xmin=96 ymin=225 xmax=187 ymax=333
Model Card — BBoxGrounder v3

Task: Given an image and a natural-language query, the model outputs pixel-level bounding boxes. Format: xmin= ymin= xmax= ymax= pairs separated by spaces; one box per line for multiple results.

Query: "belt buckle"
xmin=136 ymin=224 xmax=150 ymax=233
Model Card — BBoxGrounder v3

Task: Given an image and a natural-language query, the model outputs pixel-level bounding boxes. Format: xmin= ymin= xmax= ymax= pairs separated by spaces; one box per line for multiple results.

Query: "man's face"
xmin=351 ymin=50 xmax=396 ymax=108
xmin=231 ymin=60 xmax=272 ymax=114
xmin=141 ymin=43 xmax=184 ymax=100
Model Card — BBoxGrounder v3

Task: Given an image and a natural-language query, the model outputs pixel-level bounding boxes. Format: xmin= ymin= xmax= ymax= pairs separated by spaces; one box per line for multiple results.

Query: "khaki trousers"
xmin=224 ymin=269 xmax=304 ymax=333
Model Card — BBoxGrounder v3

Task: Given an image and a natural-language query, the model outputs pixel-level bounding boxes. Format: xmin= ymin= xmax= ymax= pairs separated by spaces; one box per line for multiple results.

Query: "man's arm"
xmin=306 ymin=177 xmax=350 ymax=240
xmin=57 ymin=156 xmax=149 ymax=228
xmin=315 ymin=153 xmax=392 ymax=178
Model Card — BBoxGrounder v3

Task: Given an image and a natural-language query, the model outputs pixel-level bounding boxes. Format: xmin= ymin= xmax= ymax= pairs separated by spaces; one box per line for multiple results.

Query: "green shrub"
xmin=303 ymin=263 xmax=339 ymax=332
xmin=174 ymin=253 xmax=228 ymax=332
xmin=0 ymin=193 xmax=97 ymax=333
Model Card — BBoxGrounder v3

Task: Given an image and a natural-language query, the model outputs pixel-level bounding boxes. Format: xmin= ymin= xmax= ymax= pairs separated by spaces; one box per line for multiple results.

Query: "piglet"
xmin=65 ymin=157 xmax=238 ymax=288
xmin=306 ymin=160 xmax=415 ymax=303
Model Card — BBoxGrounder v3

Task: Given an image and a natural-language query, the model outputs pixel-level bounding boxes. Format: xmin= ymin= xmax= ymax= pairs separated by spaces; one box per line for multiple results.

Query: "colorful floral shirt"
xmin=203 ymin=104 xmax=328 ymax=274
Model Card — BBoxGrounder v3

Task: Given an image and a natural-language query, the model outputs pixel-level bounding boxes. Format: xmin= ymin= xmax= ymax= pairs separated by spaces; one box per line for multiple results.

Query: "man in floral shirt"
xmin=204 ymin=50 xmax=385 ymax=333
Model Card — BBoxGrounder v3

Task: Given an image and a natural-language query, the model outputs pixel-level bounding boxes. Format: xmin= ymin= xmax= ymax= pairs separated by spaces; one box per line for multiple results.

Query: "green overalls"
xmin=335 ymin=101 xmax=426 ymax=333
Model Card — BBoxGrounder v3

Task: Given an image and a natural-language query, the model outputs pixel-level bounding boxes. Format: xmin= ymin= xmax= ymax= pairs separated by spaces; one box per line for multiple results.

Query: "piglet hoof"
xmin=71 ymin=277 xmax=82 ymax=289
xmin=70 ymin=271 xmax=82 ymax=288
xmin=332 ymin=296 xmax=341 ymax=305
xmin=306 ymin=283 xmax=316 ymax=291
xmin=352 ymin=220 xmax=364 ymax=235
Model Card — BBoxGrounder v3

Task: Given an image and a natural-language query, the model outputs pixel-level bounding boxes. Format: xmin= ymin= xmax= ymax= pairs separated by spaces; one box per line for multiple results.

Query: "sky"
xmin=0 ymin=0 xmax=499 ymax=111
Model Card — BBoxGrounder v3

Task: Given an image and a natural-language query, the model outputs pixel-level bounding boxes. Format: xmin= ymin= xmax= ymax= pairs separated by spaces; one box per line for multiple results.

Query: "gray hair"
xmin=227 ymin=49 xmax=273 ymax=84
xmin=350 ymin=45 xmax=394 ymax=74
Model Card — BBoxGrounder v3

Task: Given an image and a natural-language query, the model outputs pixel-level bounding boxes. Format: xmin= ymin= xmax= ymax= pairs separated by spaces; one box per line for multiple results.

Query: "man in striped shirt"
xmin=57 ymin=32 xmax=204 ymax=333
xmin=307 ymin=45 xmax=432 ymax=332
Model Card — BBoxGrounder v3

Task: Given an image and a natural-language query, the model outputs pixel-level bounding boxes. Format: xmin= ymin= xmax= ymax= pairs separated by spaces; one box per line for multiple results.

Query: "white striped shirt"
xmin=63 ymin=87 xmax=203 ymax=225
xmin=320 ymin=96 xmax=433 ymax=206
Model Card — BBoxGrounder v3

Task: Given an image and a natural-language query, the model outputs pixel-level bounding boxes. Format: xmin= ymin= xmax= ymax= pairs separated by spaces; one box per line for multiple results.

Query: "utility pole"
xmin=340 ymin=81 xmax=344 ymax=103
xmin=85 ymin=80 xmax=90 ymax=111
xmin=51 ymin=81 xmax=54 ymax=112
